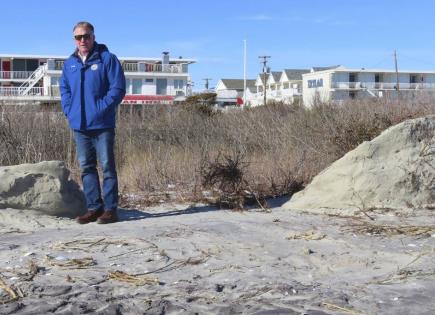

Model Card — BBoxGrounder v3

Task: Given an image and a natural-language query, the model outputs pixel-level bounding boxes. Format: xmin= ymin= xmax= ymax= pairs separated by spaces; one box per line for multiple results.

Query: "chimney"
xmin=162 ymin=51 xmax=169 ymax=65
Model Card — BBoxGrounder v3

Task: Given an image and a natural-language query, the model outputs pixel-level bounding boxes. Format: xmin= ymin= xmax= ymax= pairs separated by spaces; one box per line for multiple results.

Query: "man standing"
xmin=60 ymin=21 xmax=126 ymax=224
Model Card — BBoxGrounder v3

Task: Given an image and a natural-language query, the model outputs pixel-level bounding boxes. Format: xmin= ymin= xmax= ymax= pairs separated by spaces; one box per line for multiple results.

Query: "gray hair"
xmin=73 ymin=21 xmax=95 ymax=33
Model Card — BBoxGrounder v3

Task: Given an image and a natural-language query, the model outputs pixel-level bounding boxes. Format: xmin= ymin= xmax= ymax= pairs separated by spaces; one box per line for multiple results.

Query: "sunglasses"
xmin=74 ymin=33 xmax=92 ymax=41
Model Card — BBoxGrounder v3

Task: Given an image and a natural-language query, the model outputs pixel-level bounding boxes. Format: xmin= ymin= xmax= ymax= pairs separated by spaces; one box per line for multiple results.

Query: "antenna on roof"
xmin=259 ymin=55 xmax=271 ymax=105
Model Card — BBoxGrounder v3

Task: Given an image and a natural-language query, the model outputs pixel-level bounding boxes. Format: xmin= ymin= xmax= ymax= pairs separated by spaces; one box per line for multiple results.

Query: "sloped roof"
xmin=270 ymin=71 xmax=282 ymax=82
xmin=257 ymin=73 xmax=270 ymax=84
xmin=283 ymin=69 xmax=310 ymax=80
xmin=311 ymin=65 xmax=342 ymax=72
xmin=220 ymin=79 xmax=256 ymax=90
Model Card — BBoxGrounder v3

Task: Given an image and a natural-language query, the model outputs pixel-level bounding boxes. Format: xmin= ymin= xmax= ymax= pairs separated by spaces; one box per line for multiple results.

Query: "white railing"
xmin=332 ymin=81 xmax=435 ymax=90
xmin=123 ymin=62 xmax=138 ymax=72
xmin=18 ymin=64 xmax=48 ymax=95
xmin=0 ymin=71 xmax=34 ymax=80
xmin=122 ymin=62 xmax=184 ymax=73
xmin=0 ymin=86 xmax=60 ymax=97
xmin=55 ymin=60 xmax=64 ymax=70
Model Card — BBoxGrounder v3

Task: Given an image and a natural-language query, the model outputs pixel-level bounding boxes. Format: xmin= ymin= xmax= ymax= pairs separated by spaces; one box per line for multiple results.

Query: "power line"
xmin=368 ymin=54 xmax=394 ymax=69
xmin=398 ymin=53 xmax=435 ymax=69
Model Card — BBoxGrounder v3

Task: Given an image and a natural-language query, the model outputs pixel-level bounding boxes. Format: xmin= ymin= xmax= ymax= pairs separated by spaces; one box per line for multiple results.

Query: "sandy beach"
xmin=0 ymin=198 xmax=434 ymax=315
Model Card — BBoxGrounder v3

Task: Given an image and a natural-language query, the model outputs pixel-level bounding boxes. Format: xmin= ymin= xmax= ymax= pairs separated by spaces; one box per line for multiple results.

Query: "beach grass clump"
xmin=1 ymin=96 xmax=434 ymax=207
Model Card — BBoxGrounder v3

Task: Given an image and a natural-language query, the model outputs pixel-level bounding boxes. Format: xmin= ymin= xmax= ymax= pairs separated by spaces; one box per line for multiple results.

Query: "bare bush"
xmin=1 ymin=97 xmax=434 ymax=207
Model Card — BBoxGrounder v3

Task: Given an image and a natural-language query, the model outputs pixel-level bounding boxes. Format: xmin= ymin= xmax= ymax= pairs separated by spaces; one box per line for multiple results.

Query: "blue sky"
xmin=2 ymin=0 xmax=435 ymax=90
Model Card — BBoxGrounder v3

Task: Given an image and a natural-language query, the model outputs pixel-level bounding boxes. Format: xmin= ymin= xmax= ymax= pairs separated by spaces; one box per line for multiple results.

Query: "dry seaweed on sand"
xmin=286 ymin=230 xmax=326 ymax=240
xmin=18 ymin=260 xmax=42 ymax=281
xmin=375 ymin=268 xmax=435 ymax=285
xmin=322 ymin=302 xmax=366 ymax=315
xmin=108 ymin=270 xmax=160 ymax=286
xmin=50 ymin=237 xmax=159 ymax=255
xmin=0 ymin=276 xmax=23 ymax=304
xmin=374 ymin=248 xmax=435 ymax=284
xmin=350 ymin=223 xmax=435 ymax=237
xmin=110 ymin=254 xmax=211 ymax=286
xmin=50 ymin=238 xmax=125 ymax=252
xmin=45 ymin=255 xmax=97 ymax=269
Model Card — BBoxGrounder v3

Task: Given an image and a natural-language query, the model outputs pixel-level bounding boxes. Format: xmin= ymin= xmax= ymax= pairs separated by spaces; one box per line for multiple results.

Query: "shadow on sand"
xmin=117 ymin=195 xmax=291 ymax=222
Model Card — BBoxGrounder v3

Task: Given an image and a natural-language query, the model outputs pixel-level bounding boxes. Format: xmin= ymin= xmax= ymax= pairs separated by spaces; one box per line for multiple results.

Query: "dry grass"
xmin=45 ymin=255 xmax=97 ymax=269
xmin=1 ymin=97 xmax=434 ymax=206
xmin=108 ymin=270 xmax=160 ymax=286
xmin=0 ymin=276 xmax=20 ymax=304
xmin=351 ymin=223 xmax=435 ymax=237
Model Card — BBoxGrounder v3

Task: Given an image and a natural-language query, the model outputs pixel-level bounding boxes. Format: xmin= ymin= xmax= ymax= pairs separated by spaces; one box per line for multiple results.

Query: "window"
xmin=308 ymin=79 xmax=323 ymax=88
xmin=51 ymin=77 xmax=60 ymax=86
xmin=125 ymin=79 xmax=131 ymax=94
xmin=349 ymin=91 xmax=356 ymax=99
xmin=145 ymin=78 xmax=153 ymax=83
xmin=349 ymin=73 xmax=356 ymax=82
xmin=283 ymin=83 xmax=289 ymax=89
xmin=132 ymin=79 xmax=142 ymax=94
xmin=410 ymin=75 xmax=418 ymax=84
xmin=174 ymin=79 xmax=184 ymax=89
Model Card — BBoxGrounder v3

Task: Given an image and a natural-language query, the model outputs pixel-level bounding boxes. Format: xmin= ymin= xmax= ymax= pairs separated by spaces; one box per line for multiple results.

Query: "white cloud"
xmin=238 ymin=14 xmax=273 ymax=21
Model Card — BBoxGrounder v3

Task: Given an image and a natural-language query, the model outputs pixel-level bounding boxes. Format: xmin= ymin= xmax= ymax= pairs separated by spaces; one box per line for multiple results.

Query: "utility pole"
xmin=394 ymin=50 xmax=400 ymax=97
xmin=202 ymin=78 xmax=212 ymax=91
xmin=259 ymin=55 xmax=271 ymax=105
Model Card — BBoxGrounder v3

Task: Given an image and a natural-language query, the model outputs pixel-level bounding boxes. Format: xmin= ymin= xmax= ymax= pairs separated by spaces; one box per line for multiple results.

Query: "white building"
xmin=254 ymin=73 xmax=269 ymax=106
xmin=254 ymin=69 xmax=309 ymax=105
xmin=302 ymin=66 xmax=435 ymax=106
xmin=279 ymin=69 xmax=310 ymax=104
xmin=215 ymin=78 xmax=256 ymax=106
xmin=0 ymin=52 xmax=195 ymax=105
xmin=266 ymin=71 xmax=283 ymax=101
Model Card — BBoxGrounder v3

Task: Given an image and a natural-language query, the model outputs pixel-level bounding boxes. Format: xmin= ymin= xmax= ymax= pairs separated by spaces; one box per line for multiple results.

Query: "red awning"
xmin=122 ymin=95 xmax=174 ymax=104
xmin=123 ymin=95 xmax=174 ymax=101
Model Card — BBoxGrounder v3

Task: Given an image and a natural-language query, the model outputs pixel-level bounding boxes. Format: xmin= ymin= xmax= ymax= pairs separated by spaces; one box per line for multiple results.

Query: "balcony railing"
xmin=0 ymin=71 xmax=34 ymax=80
xmin=55 ymin=60 xmax=64 ymax=70
xmin=123 ymin=62 xmax=138 ymax=72
xmin=0 ymin=86 xmax=60 ymax=97
xmin=332 ymin=82 xmax=435 ymax=90
xmin=122 ymin=62 xmax=185 ymax=73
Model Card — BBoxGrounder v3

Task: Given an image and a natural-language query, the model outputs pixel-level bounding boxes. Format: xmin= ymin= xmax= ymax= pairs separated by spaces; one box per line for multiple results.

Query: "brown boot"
xmin=76 ymin=209 xmax=104 ymax=224
xmin=97 ymin=210 xmax=118 ymax=224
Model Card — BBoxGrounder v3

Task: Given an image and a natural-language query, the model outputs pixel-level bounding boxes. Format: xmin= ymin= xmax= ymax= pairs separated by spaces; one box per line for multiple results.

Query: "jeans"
xmin=74 ymin=128 xmax=118 ymax=212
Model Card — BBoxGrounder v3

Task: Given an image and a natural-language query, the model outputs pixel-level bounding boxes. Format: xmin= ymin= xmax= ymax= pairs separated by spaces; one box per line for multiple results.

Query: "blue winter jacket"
xmin=59 ymin=43 xmax=126 ymax=130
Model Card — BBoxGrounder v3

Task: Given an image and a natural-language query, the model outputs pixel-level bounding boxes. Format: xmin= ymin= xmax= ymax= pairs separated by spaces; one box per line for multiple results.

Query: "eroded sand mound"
xmin=0 ymin=160 xmax=86 ymax=217
xmin=284 ymin=115 xmax=435 ymax=214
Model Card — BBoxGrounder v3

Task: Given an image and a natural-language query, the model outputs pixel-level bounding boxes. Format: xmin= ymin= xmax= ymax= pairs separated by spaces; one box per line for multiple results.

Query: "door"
xmin=156 ymin=78 xmax=167 ymax=95
xmin=2 ymin=61 xmax=10 ymax=79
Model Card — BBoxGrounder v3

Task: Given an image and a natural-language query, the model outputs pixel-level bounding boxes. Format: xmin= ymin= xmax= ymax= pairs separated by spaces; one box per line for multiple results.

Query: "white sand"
xmin=1 ymin=116 xmax=434 ymax=314
xmin=0 ymin=201 xmax=434 ymax=314
xmin=284 ymin=116 xmax=435 ymax=214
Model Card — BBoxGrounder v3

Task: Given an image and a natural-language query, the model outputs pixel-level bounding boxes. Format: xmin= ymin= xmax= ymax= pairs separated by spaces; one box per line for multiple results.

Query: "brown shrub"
xmin=1 ymin=97 xmax=434 ymax=207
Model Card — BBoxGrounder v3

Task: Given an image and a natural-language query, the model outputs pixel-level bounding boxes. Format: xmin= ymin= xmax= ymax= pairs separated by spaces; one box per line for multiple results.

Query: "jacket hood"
xmin=72 ymin=42 xmax=109 ymax=60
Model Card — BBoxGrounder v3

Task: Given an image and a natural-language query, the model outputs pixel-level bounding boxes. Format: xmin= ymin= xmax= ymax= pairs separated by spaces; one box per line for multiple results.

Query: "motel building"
xmin=253 ymin=69 xmax=309 ymax=106
xmin=0 ymin=52 xmax=195 ymax=105
xmin=302 ymin=66 xmax=435 ymax=106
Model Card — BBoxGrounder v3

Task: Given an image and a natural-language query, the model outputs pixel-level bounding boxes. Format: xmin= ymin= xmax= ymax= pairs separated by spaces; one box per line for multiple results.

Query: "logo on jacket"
xmin=91 ymin=64 xmax=98 ymax=71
